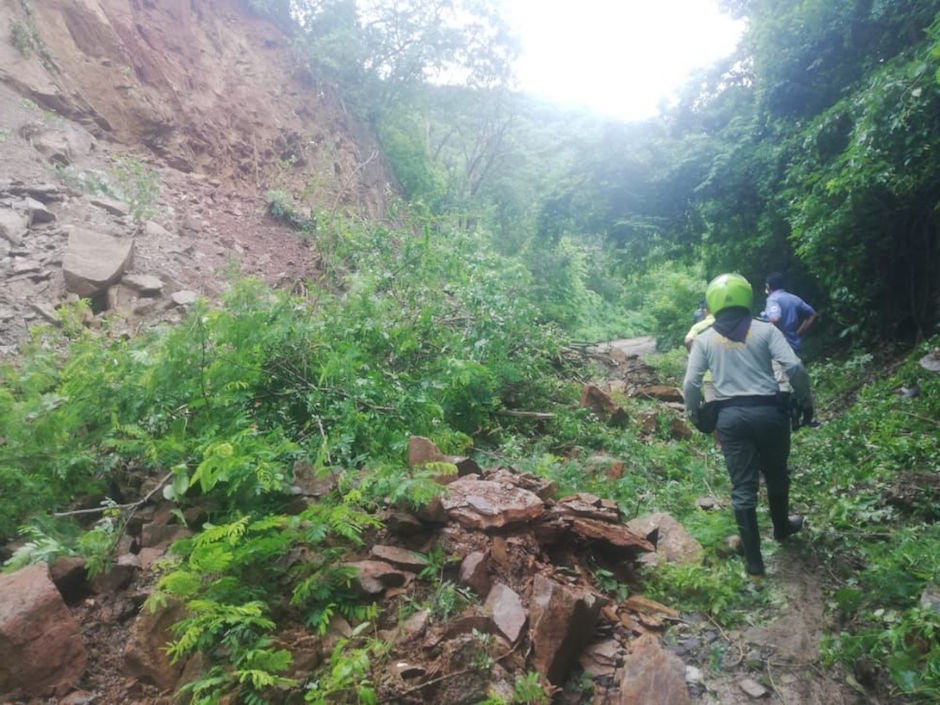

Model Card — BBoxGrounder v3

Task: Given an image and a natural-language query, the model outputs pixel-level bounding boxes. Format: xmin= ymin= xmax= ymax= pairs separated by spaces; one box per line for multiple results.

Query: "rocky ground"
xmin=0 ymin=345 xmax=869 ymax=705
xmin=0 ymin=0 xmax=394 ymax=358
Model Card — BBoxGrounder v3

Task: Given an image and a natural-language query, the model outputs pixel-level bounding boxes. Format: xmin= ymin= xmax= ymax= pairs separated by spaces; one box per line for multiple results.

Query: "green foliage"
xmin=2 ymin=523 xmax=73 ymax=571
xmin=305 ymin=628 xmax=387 ymax=705
xmin=509 ymin=672 xmax=549 ymax=704
xmin=787 ymin=337 xmax=940 ymax=702
xmin=52 ymin=165 xmax=114 ymax=197
xmin=267 ymin=189 xmax=317 ymax=233
xmin=109 ymin=156 xmax=160 ymax=225
xmin=9 ymin=19 xmax=38 ymax=56
xmin=646 ymin=561 xmax=769 ymax=624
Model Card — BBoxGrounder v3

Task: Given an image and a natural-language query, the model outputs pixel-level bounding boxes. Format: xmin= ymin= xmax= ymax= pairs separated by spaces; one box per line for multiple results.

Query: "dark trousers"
xmin=716 ymin=405 xmax=791 ymax=511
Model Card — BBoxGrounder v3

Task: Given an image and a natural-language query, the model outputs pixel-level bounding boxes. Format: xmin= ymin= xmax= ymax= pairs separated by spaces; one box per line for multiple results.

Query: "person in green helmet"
xmin=683 ymin=273 xmax=814 ymax=577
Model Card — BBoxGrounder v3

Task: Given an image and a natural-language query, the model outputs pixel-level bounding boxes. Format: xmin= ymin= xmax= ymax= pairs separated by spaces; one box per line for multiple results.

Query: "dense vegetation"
xmin=2 ymin=1 xmax=940 ymax=703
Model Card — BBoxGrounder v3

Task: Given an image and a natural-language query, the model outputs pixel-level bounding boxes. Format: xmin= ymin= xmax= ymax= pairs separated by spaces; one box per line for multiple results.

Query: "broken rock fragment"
xmin=20 ymin=197 xmax=55 ymax=224
xmin=459 ymin=550 xmax=491 ymax=597
xmin=625 ymin=513 xmax=703 ymax=565
xmin=441 ymin=477 xmax=544 ymax=530
xmin=483 ymin=582 xmax=526 ymax=643
xmin=580 ymin=384 xmax=628 ymax=426
xmin=345 ymin=560 xmax=411 ymax=595
xmin=633 ymin=385 xmax=684 ymax=403
xmin=0 ymin=209 xmax=28 ymax=246
xmin=123 ymin=599 xmax=187 ymax=689
xmin=529 ymin=575 xmax=602 ymax=685
xmin=370 ymin=544 xmax=428 ymax=570
xmin=63 ymin=227 xmax=134 ymax=297
xmin=122 ymin=273 xmax=164 ymax=295
xmin=619 ymin=633 xmax=690 ymax=705
xmin=570 ymin=517 xmax=655 ymax=554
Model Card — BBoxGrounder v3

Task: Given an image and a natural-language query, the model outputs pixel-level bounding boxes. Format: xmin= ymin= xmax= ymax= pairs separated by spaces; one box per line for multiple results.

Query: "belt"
xmin=716 ymin=395 xmax=780 ymax=409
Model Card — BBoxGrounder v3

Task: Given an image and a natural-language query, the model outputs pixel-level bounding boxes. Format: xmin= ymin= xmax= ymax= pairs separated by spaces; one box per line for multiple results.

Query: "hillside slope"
xmin=0 ymin=0 xmax=391 ymax=207
xmin=0 ymin=0 xmax=396 ymax=354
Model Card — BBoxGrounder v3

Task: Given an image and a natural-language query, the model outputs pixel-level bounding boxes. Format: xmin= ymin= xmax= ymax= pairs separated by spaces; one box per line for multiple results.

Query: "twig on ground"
xmin=765 ymin=662 xmax=785 ymax=703
xmin=706 ymin=613 xmax=746 ymax=667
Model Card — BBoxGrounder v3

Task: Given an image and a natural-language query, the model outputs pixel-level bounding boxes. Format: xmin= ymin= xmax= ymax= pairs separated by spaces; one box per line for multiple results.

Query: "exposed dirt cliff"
xmin=0 ymin=0 xmax=397 ymax=354
xmin=0 ymin=0 xmax=391 ymax=211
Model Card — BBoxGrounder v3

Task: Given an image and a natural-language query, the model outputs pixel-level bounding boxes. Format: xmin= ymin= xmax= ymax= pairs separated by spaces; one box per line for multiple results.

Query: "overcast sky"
xmin=505 ymin=0 xmax=745 ymax=121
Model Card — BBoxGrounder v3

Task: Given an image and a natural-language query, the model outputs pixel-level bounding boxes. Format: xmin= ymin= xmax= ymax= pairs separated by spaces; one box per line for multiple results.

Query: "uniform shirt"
xmin=762 ymin=289 xmax=815 ymax=352
xmin=683 ymin=319 xmax=812 ymax=417
xmin=685 ymin=314 xmax=715 ymax=382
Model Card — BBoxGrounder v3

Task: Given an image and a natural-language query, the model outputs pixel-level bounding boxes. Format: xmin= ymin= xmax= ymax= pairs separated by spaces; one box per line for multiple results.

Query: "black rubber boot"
xmin=768 ymin=492 xmax=804 ymax=541
xmin=733 ymin=508 xmax=765 ymax=576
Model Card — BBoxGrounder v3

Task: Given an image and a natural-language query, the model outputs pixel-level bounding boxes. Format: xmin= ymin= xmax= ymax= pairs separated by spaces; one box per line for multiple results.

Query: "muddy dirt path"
xmin=692 ymin=548 xmax=871 ymax=705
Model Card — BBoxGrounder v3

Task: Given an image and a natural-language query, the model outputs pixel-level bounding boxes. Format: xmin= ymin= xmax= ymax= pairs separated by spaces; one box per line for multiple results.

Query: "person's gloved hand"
xmin=802 ymin=406 xmax=817 ymax=428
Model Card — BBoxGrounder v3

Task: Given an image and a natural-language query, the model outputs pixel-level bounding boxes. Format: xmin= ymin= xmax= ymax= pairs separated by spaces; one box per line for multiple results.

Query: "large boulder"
xmin=0 ymin=564 xmax=87 ymax=698
xmin=63 ymin=227 xmax=134 ymax=297
xmin=619 ymin=633 xmax=690 ymax=705
xmin=528 ymin=575 xmax=602 ymax=685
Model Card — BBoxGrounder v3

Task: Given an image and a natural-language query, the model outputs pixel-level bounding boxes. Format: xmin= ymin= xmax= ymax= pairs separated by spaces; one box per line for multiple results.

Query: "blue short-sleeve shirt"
xmin=762 ymin=289 xmax=815 ymax=352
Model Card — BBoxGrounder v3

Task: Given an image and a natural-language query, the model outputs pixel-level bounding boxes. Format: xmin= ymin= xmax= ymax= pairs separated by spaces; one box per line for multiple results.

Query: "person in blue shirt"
xmin=761 ymin=272 xmax=817 ymax=353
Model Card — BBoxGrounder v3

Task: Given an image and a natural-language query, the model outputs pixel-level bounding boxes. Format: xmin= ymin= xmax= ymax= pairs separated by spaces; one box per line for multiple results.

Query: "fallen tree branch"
xmin=53 ymin=471 xmax=173 ymax=518
xmin=497 ymin=410 xmax=556 ymax=420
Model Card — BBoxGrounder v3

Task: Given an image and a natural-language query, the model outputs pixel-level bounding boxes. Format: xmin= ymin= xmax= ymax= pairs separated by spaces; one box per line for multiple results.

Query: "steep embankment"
xmin=0 ymin=0 xmax=394 ymax=353
xmin=0 ymin=0 xmax=389 ymax=197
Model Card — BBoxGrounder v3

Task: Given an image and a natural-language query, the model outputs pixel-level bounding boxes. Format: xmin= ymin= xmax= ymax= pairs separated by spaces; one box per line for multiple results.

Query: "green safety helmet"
xmin=705 ymin=273 xmax=753 ymax=315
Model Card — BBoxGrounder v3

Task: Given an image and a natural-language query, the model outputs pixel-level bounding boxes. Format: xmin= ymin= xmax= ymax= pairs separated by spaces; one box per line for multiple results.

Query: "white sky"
xmin=505 ymin=0 xmax=745 ymax=121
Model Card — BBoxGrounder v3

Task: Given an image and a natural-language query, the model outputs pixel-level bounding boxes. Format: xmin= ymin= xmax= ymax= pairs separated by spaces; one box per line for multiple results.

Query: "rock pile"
xmin=0 ymin=175 xmax=202 ymax=355
xmin=0 ymin=436 xmax=702 ymax=704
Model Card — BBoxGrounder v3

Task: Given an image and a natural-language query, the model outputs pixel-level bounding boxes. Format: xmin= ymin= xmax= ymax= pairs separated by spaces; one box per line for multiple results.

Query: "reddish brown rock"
xmin=382 ymin=509 xmax=428 ymax=535
xmin=123 ymin=599 xmax=187 ymax=689
xmin=483 ymin=583 xmax=527 ymax=643
xmin=415 ymin=495 xmax=448 ymax=524
xmin=625 ymin=513 xmax=703 ymax=565
xmin=49 ymin=555 xmax=89 ymax=604
xmin=558 ymin=493 xmax=621 ymax=522
xmin=291 ymin=460 xmax=336 ymax=497
xmin=669 ymin=417 xmax=692 ymax=440
xmin=580 ymin=384 xmax=628 ymax=427
xmin=570 ymin=518 xmax=655 ymax=554
xmin=619 ymin=633 xmax=690 ymax=705
xmin=587 ymin=454 xmax=626 ymax=480
xmin=370 ymin=544 xmax=428 ymax=570
xmin=345 ymin=560 xmax=411 ymax=594
xmin=529 ymin=575 xmax=602 ymax=685
xmin=459 ymin=551 xmax=491 ymax=597
xmin=580 ymin=638 xmax=622 ymax=677
xmin=636 ymin=410 xmax=659 ymax=435
xmin=408 ymin=436 xmax=446 ymax=467
xmin=452 ymin=456 xmax=482 ymax=477
xmin=633 ymin=385 xmax=684 ymax=403
xmin=89 ymin=559 xmax=137 ymax=594
xmin=398 ymin=609 xmax=430 ymax=642
xmin=484 ymin=469 xmax=556 ymax=500
xmin=441 ymin=477 xmax=544 ymax=530
xmin=138 ymin=546 xmax=168 ymax=571
xmin=0 ymin=565 xmax=87 ymax=697
xmin=140 ymin=522 xmax=192 ymax=548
